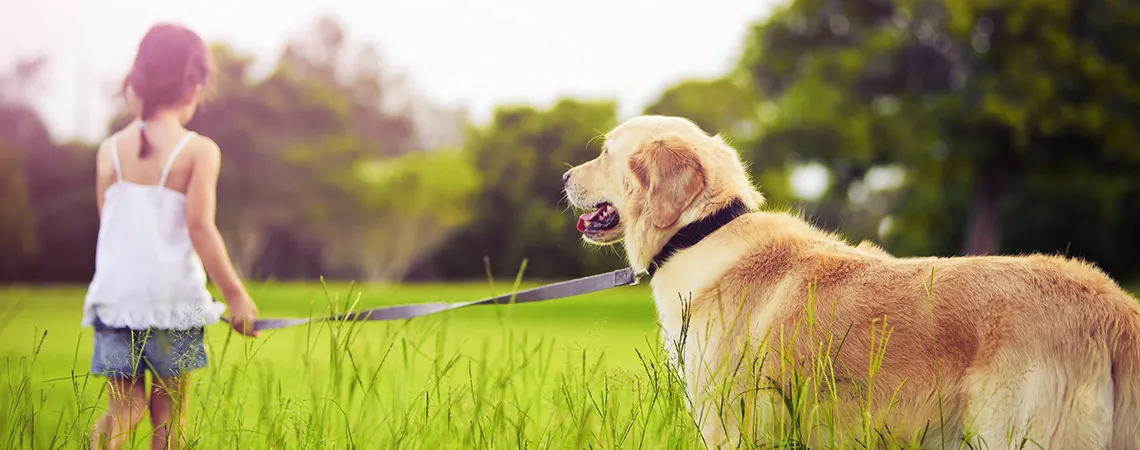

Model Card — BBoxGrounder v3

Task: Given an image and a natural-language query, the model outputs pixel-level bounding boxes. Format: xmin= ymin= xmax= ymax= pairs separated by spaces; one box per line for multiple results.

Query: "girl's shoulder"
xmin=188 ymin=132 xmax=220 ymax=150
xmin=94 ymin=129 xmax=125 ymax=163
xmin=174 ymin=132 xmax=223 ymax=175
xmin=181 ymin=132 xmax=222 ymax=160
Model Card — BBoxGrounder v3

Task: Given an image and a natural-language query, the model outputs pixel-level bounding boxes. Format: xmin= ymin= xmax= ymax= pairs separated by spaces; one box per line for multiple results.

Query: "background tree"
xmin=736 ymin=0 xmax=1140 ymax=279
xmin=0 ymin=57 xmax=100 ymax=283
xmin=643 ymin=76 xmax=761 ymax=142
xmin=319 ymin=147 xmax=481 ymax=281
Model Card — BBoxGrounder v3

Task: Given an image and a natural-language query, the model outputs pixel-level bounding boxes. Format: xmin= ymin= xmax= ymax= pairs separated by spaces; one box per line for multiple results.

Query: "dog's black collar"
xmin=645 ymin=198 xmax=749 ymax=277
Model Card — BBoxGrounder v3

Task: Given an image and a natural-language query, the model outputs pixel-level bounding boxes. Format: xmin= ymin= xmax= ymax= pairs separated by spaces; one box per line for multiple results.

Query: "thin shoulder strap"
xmin=109 ymin=134 xmax=123 ymax=182
xmin=158 ymin=132 xmax=196 ymax=188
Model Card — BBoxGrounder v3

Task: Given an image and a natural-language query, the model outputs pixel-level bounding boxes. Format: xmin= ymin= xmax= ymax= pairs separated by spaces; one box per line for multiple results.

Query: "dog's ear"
xmin=629 ymin=135 xmax=705 ymax=229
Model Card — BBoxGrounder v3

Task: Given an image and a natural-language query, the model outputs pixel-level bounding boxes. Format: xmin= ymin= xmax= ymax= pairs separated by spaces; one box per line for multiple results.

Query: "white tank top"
xmin=82 ymin=130 xmax=226 ymax=330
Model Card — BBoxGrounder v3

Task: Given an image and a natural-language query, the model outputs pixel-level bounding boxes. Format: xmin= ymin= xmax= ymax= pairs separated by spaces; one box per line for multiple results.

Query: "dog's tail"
xmin=1110 ymin=305 xmax=1140 ymax=449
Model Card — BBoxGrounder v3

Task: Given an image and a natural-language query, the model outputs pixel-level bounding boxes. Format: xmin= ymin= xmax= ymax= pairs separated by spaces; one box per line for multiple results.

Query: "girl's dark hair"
xmin=120 ymin=24 xmax=215 ymax=159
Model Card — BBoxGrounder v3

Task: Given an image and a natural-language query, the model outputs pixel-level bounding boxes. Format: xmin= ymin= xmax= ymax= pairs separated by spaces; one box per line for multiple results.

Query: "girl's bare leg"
xmin=149 ymin=374 xmax=190 ymax=450
xmin=91 ymin=376 xmax=148 ymax=450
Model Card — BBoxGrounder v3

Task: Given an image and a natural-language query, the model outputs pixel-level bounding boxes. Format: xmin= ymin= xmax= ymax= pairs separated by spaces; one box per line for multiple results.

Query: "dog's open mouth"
xmin=576 ymin=202 xmax=620 ymax=236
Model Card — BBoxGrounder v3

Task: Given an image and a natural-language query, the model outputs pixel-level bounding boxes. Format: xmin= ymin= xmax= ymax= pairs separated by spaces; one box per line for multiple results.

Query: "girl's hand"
xmin=226 ymin=294 xmax=260 ymax=337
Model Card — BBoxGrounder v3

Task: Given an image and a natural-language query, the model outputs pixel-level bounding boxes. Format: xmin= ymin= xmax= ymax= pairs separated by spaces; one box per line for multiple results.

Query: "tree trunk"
xmin=962 ymin=166 xmax=1007 ymax=256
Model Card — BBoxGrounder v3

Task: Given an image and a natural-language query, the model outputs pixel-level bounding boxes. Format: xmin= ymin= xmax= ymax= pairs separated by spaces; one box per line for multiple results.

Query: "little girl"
xmin=83 ymin=23 xmax=261 ymax=449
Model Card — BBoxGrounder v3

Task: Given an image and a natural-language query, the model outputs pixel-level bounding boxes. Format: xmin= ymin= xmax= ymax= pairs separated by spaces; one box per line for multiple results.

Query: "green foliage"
xmin=643 ymin=77 xmax=760 ymax=142
xmin=316 ymin=145 xmax=482 ymax=281
xmin=352 ymin=147 xmax=481 ymax=223
xmin=731 ymin=1 xmax=935 ymax=241
xmin=930 ymin=0 xmax=1140 ymax=160
xmin=736 ymin=0 xmax=1140 ymax=275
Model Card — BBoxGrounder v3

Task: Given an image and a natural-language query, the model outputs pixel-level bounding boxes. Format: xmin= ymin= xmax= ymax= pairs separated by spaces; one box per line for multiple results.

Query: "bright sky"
xmin=1 ymin=0 xmax=781 ymax=144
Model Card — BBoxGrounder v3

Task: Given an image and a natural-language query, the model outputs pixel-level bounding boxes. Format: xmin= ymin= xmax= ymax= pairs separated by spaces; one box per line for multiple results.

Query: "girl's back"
xmin=106 ymin=124 xmax=199 ymax=191
xmin=84 ymin=122 xmax=224 ymax=330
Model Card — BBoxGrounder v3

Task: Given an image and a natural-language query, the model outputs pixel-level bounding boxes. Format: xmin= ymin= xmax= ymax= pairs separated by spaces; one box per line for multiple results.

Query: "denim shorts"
xmin=91 ymin=317 xmax=209 ymax=378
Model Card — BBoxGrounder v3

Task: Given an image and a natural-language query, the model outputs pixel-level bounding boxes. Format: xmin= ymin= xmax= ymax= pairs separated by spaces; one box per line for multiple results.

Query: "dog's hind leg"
xmin=963 ymin=347 xmax=1114 ymax=450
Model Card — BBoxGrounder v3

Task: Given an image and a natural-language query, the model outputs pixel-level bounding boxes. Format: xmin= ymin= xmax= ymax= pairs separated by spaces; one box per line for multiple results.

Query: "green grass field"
xmin=6 ymin=279 xmax=1140 ymax=449
xmin=1 ymin=280 xmax=708 ymax=449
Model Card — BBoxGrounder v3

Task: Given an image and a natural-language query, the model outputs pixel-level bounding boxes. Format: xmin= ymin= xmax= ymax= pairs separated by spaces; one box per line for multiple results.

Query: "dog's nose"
xmin=562 ymin=169 xmax=572 ymax=184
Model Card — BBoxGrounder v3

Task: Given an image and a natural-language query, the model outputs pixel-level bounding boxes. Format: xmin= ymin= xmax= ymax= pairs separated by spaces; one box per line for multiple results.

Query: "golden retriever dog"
xmin=562 ymin=115 xmax=1140 ymax=449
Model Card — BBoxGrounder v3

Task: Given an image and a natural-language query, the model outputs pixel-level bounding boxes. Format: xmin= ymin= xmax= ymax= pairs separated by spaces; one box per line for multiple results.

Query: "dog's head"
xmin=563 ymin=115 xmax=765 ymax=272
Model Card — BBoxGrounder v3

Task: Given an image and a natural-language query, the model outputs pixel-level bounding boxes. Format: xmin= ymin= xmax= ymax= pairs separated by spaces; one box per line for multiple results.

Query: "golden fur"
xmin=563 ymin=115 xmax=1140 ymax=449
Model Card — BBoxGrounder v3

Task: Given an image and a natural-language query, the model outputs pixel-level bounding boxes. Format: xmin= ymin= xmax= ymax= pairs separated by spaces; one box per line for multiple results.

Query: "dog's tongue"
xmin=576 ymin=209 xmax=604 ymax=232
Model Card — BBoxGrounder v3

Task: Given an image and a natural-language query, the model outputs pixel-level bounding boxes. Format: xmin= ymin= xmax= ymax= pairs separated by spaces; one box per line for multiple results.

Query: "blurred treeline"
xmin=2 ymin=0 xmax=1139 ymax=285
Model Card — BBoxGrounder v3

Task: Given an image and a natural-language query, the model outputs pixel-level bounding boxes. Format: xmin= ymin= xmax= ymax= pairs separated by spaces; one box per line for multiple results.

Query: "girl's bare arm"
xmin=95 ymin=138 xmax=114 ymax=217
xmin=184 ymin=137 xmax=259 ymax=336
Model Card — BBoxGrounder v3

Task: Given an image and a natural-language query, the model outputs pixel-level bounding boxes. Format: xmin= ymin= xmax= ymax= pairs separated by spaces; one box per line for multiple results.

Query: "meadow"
xmin=1 ymin=278 xmax=708 ymax=449
xmin=5 ymin=278 xmax=1140 ymax=450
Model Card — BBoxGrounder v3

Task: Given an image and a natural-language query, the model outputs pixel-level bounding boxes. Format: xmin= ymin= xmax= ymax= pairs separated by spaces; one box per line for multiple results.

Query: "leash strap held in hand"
xmin=222 ymin=268 xmax=641 ymax=331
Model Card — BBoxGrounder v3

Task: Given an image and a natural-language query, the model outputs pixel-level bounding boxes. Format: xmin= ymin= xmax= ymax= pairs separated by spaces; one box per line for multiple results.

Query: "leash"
xmin=221 ymin=197 xmax=751 ymax=332
xmin=221 ymin=267 xmax=642 ymax=331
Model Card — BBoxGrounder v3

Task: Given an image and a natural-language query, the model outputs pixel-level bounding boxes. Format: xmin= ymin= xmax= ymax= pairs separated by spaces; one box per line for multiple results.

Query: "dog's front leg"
xmin=681 ymin=326 xmax=778 ymax=449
